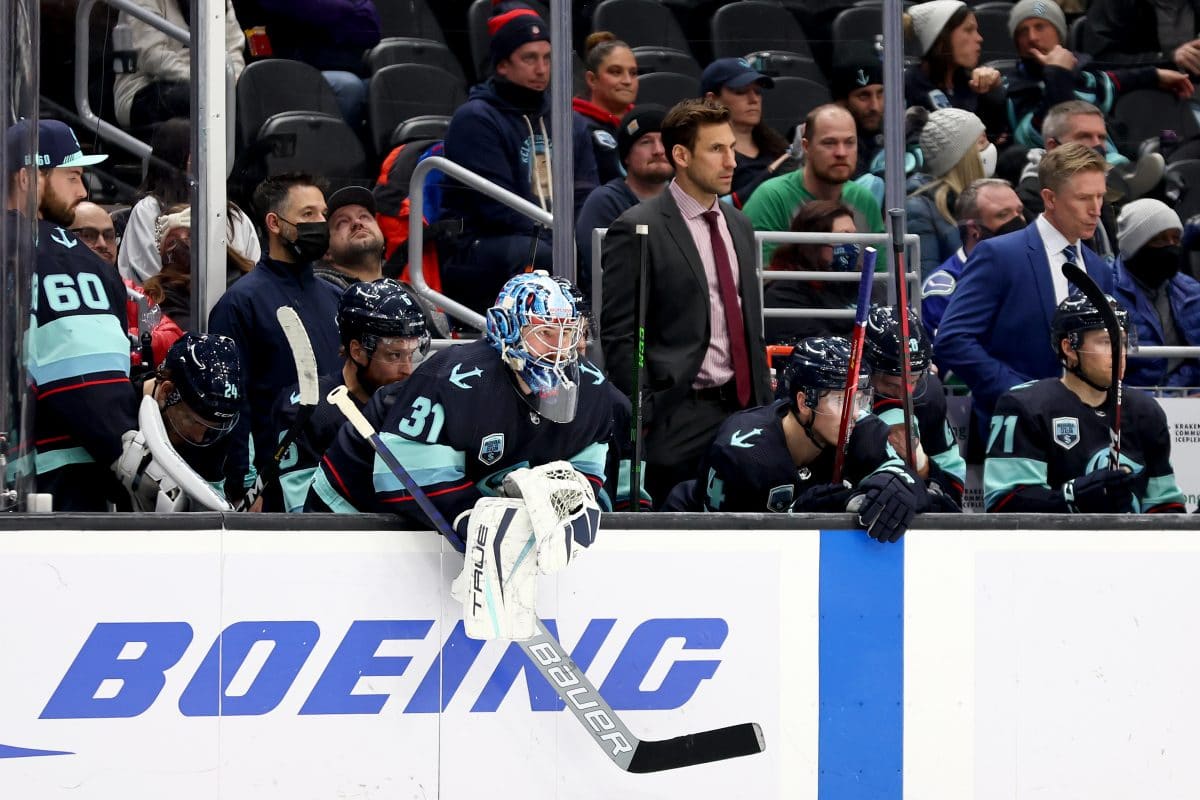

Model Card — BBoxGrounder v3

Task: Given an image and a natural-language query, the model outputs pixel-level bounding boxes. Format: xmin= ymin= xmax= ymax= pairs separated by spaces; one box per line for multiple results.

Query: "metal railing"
xmin=74 ymin=0 xmax=236 ymax=174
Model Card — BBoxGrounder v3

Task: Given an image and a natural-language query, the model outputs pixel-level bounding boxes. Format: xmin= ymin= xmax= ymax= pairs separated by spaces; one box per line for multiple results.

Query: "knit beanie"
xmin=919 ymin=108 xmax=985 ymax=177
xmin=1117 ymin=198 xmax=1182 ymax=259
xmin=489 ymin=4 xmax=550 ymax=67
xmin=830 ymin=43 xmax=884 ymax=100
xmin=1007 ymin=0 xmax=1068 ymax=47
xmin=909 ymin=0 xmax=967 ymax=56
xmin=617 ymin=104 xmax=667 ymax=164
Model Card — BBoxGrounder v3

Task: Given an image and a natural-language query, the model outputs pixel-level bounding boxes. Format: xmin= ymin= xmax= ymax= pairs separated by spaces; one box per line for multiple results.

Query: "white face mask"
xmin=979 ymin=141 xmax=998 ymax=178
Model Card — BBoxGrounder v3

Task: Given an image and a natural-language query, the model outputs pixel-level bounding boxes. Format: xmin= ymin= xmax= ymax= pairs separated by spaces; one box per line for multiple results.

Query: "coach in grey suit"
xmin=602 ymin=98 xmax=772 ymax=508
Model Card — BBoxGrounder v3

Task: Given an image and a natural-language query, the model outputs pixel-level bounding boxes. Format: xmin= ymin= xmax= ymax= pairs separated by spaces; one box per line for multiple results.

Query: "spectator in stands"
xmin=700 ymin=57 xmax=792 ymax=208
xmin=70 ymin=201 xmax=118 ymax=266
xmin=143 ymin=204 xmax=192 ymax=330
xmin=904 ymin=0 xmax=1007 ymax=134
xmin=921 ymin=178 xmax=1026 ymax=338
xmin=441 ymin=3 xmax=598 ymax=314
xmin=118 ymin=119 xmax=260 ymax=285
xmin=237 ymin=0 xmax=380 ymax=127
xmin=743 ymin=105 xmax=884 ymax=262
xmin=575 ymin=105 xmax=671 ymax=290
xmin=1084 ymin=0 xmax=1200 ymax=72
xmin=907 ymin=108 xmax=989 ymax=277
xmin=935 ymin=143 xmax=1115 ymax=441
xmin=1006 ymin=0 xmax=1192 ymax=152
xmin=601 ymin=98 xmax=772 ymax=507
xmin=113 ymin=0 xmax=246 ymax=129
xmin=573 ymin=32 xmax=638 ymax=185
xmin=209 ymin=173 xmax=342 ymax=502
xmin=830 ymin=44 xmax=886 ymax=180
xmin=763 ymin=200 xmax=884 ymax=344
xmin=1114 ymin=198 xmax=1200 ymax=387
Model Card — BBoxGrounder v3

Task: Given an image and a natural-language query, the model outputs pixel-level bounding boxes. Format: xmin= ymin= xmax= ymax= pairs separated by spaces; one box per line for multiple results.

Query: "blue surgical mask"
xmin=830 ymin=243 xmax=861 ymax=272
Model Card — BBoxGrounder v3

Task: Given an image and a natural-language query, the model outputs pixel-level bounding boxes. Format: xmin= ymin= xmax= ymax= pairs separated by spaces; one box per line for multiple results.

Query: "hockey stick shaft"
xmin=833 ymin=247 xmax=878 ymax=483
xmin=888 ymin=209 xmax=917 ymax=469
xmin=326 ymin=384 xmax=764 ymax=772
xmin=630 ymin=224 xmax=649 ymax=512
xmin=1061 ymin=263 xmax=1123 ymax=468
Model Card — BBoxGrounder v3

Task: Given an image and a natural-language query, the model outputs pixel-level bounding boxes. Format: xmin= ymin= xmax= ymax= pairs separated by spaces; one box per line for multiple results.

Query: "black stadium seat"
xmin=1111 ymin=90 xmax=1200 ymax=157
xmin=763 ymin=76 xmax=831 ymax=138
xmin=256 ymin=112 xmax=370 ymax=193
xmin=592 ymin=0 xmax=694 ymax=56
xmin=235 ymin=59 xmax=343 ymax=150
xmin=710 ymin=0 xmax=814 ymax=61
xmin=1165 ymin=159 xmax=1200 ymax=221
xmin=974 ymin=2 xmax=1017 ymax=61
xmin=368 ymin=64 xmax=467 ymax=156
xmin=635 ymin=71 xmax=701 ymax=107
xmin=367 ymin=37 xmax=465 ymax=80
xmin=390 ymin=114 xmax=452 ymax=148
xmin=376 ymin=0 xmax=446 ymax=41
xmin=632 ymin=46 xmax=702 ymax=79
xmin=748 ymin=51 xmax=826 ymax=83
xmin=832 ymin=6 xmax=885 ymax=49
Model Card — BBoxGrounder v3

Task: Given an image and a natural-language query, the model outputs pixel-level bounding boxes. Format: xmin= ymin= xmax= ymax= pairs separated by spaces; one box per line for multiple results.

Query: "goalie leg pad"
xmin=502 ymin=460 xmax=602 ymax=574
xmin=450 ymin=498 xmax=539 ymax=641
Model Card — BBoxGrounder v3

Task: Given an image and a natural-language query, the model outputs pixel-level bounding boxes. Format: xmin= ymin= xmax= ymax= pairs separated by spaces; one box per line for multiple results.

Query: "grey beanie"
xmin=1117 ymin=198 xmax=1182 ymax=259
xmin=909 ymin=0 xmax=967 ymax=56
xmin=919 ymin=108 xmax=985 ymax=177
xmin=1007 ymin=0 xmax=1068 ymax=47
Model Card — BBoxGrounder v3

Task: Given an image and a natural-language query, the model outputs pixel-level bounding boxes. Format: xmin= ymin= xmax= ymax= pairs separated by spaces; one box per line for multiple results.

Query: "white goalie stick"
xmin=138 ymin=395 xmax=232 ymax=511
xmin=235 ymin=306 xmax=320 ymax=511
xmin=326 ymin=385 xmax=766 ymax=773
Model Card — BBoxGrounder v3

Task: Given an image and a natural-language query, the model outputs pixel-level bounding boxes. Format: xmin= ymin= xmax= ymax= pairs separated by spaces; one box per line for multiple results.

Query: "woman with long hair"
xmin=573 ymin=31 xmax=638 ymax=184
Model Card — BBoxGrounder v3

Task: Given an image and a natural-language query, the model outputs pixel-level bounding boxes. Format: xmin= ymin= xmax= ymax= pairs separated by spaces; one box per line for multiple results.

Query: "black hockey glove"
xmin=925 ymin=485 xmax=963 ymax=513
xmin=850 ymin=471 xmax=918 ymax=543
xmin=790 ymin=482 xmax=854 ymax=513
xmin=1062 ymin=468 xmax=1136 ymax=514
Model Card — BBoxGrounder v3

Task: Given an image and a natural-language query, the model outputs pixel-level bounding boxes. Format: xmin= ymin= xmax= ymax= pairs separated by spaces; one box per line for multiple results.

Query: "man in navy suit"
xmin=935 ymin=142 xmax=1115 ymax=448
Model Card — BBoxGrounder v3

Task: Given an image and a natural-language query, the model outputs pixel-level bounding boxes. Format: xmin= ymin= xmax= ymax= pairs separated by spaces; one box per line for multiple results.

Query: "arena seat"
xmin=635 ymin=71 xmax=701 ymax=107
xmin=1111 ymin=90 xmax=1200 ymax=158
xmin=592 ymin=0 xmax=694 ymax=56
xmin=747 ymin=51 xmax=826 ymax=83
xmin=390 ymin=114 xmax=452 ymax=148
xmin=376 ymin=0 xmax=446 ymax=41
xmin=710 ymin=0 xmax=815 ymax=61
xmin=235 ymin=59 xmax=343 ymax=151
xmin=632 ymin=45 xmax=702 ymax=79
xmin=367 ymin=37 xmax=465 ymax=80
xmin=762 ymin=76 xmax=832 ymax=138
xmin=368 ymin=64 xmax=467 ymax=156
xmin=255 ymin=112 xmax=370 ymax=192
xmin=974 ymin=2 xmax=1017 ymax=61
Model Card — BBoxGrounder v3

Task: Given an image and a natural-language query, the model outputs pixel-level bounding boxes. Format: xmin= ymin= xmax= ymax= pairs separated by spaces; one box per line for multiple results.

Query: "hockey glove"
xmin=926 ymin=484 xmax=963 ymax=513
xmin=849 ymin=471 xmax=918 ymax=543
xmin=450 ymin=498 xmax=539 ymax=641
xmin=790 ymin=482 xmax=854 ymax=513
xmin=502 ymin=461 xmax=601 ymax=574
xmin=1062 ymin=468 xmax=1136 ymax=514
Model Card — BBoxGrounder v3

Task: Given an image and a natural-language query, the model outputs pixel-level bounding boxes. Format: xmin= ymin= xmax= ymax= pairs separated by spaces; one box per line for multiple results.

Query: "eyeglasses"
xmin=70 ymin=226 xmax=117 ymax=245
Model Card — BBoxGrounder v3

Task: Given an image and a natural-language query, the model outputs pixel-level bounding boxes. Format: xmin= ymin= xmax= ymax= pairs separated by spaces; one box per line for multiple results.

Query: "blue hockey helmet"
xmin=161 ymin=333 xmax=243 ymax=446
xmin=337 ymin=278 xmax=430 ymax=358
xmin=863 ymin=305 xmax=930 ymax=376
xmin=486 ymin=271 xmax=584 ymax=423
xmin=782 ymin=336 xmax=864 ymax=411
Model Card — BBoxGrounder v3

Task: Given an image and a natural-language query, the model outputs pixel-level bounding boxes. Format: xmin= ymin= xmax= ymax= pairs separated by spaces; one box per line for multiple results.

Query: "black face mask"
xmin=1128 ymin=244 xmax=1182 ymax=286
xmin=277 ymin=217 xmax=329 ymax=264
xmin=985 ymin=215 xmax=1027 ymax=239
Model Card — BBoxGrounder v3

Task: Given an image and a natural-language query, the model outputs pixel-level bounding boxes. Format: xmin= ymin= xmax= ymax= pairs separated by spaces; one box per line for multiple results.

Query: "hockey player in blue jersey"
xmin=984 ymin=294 xmax=1186 ymax=513
xmin=671 ymin=337 xmax=926 ymax=542
xmin=862 ymin=305 xmax=966 ymax=510
xmin=270 ymin=279 xmax=429 ymax=512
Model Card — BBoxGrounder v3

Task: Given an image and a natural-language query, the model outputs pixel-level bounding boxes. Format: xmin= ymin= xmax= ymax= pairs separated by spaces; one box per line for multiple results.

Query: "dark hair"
xmin=751 ymin=122 xmax=789 ymax=160
xmin=252 ymin=172 xmax=327 ymax=221
xmin=139 ymin=117 xmax=191 ymax=204
xmin=919 ymin=5 xmax=974 ymax=89
xmin=769 ymin=200 xmax=855 ymax=270
xmin=583 ymin=31 xmax=631 ymax=72
xmin=661 ymin=98 xmax=731 ymax=168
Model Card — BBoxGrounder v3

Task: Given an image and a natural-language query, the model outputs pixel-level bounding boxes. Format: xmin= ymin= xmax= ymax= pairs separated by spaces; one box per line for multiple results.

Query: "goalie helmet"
xmin=337 ymin=278 xmax=430 ymax=358
xmin=160 ymin=333 xmax=243 ymax=445
xmin=863 ymin=305 xmax=930 ymax=375
xmin=782 ymin=336 xmax=861 ymax=411
xmin=1050 ymin=293 xmax=1131 ymax=364
xmin=486 ymin=271 xmax=583 ymax=423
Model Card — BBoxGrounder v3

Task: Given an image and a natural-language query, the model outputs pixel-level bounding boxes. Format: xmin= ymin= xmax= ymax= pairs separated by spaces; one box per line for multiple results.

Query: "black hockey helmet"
xmin=782 ymin=336 xmax=860 ymax=410
xmin=337 ymin=278 xmax=430 ymax=357
xmin=161 ymin=332 xmax=243 ymax=437
xmin=863 ymin=305 xmax=931 ymax=375
xmin=1050 ymin=293 xmax=1130 ymax=364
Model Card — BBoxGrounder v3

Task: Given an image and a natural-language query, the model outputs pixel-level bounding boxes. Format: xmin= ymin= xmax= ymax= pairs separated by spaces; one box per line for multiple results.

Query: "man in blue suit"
xmin=935 ymin=143 xmax=1115 ymax=448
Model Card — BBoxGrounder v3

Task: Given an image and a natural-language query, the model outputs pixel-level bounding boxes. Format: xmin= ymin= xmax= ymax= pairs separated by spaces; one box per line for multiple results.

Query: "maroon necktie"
xmin=702 ymin=210 xmax=752 ymax=407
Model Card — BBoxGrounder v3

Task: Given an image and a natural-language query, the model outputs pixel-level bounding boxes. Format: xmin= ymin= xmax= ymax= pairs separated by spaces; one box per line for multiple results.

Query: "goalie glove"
xmin=450 ymin=498 xmax=539 ymax=641
xmin=502 ymin=461 xmax=601 ymax=574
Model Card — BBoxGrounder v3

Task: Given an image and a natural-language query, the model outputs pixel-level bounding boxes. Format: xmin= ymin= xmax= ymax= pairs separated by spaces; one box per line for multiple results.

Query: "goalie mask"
xmin=486 ymin=271 xmax=584 ymax=423
xmin=160 ymin=333 xmax=243 ymax=447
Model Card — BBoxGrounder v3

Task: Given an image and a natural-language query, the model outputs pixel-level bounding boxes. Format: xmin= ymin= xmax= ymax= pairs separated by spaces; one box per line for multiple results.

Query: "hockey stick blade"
xmin=326 ymin=385 xmax=767 ymax=772
xmin=1061 ymin=262 xmax=1123 ymax=468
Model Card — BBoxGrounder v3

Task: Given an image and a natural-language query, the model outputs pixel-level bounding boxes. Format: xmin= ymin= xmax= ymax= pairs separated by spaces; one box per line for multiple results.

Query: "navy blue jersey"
xmin=25 ymin=218 xmax=138 ymax=508
xmin=308 ymin=341 xmax=613 ymax=528
xmin=872 ymin=372 xmax=966 ymax=503
xmin=271 ymin=372 xmax=360 ymax=513
xmin=984 ymin=379 xmax=1185 ymax=513
xmin=696 ymin=400 xmax=909 ymax=513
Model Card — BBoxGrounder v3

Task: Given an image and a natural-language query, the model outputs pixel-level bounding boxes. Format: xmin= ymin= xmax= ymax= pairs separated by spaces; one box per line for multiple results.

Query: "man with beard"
xmin=742 ymin=104 xmax=885 ymax=262
xmin=6 ymin=119 xmax=141 ymax=510
xmin=921 ymin=178 xmax=1027 ymax=337
xmin=69 ymin=201 xmax=118 ymax=266
xmin=575 ymin=104 xmax=672 ymax=291
xmin=208 ymin=172 xmax=341 ymax=503
xmin=830 ymin=44 xmax=886 ymax=180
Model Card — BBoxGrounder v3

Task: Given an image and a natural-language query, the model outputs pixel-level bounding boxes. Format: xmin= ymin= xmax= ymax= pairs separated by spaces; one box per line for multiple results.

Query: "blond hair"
xmin=1039 ymin=141 xmax=1108 ymax=194
xmin=914 ymin=146 xmax=985 ymax=225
